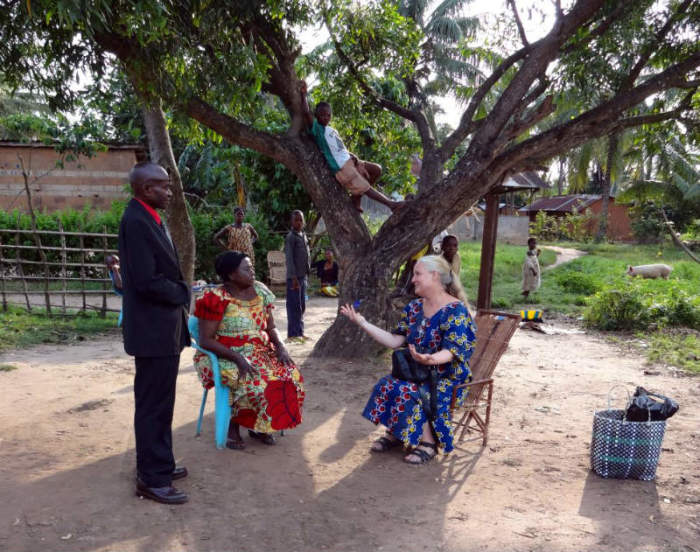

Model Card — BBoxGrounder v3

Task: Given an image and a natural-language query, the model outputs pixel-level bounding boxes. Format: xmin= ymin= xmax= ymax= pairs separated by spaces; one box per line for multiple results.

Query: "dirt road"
xmin=0 ymin=297 xmax=697 ymax=552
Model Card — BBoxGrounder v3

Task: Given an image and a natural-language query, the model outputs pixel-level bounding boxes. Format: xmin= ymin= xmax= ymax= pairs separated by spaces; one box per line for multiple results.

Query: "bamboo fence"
xmin=0 ymin=222 xmax=120 ymax=316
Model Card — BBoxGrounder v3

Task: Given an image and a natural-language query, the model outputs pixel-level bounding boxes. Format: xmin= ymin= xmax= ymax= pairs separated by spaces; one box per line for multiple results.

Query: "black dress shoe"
xmin=171 ymin=466 xmax=188 ymax=481
xmin=136 ymin=480 xmax=188 ymax=505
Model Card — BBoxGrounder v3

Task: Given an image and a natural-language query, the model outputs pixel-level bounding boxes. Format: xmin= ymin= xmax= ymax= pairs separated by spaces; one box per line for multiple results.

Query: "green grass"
xmin=0 ymin=306 xmax=119 ymax=351
xmin=641 ymin=330 xmax=700 ymax=374
xmin=459 ymin=241 xmax=700 ymax=317
xmin=0 ymin=363 xmax=18 ymax=372
xmin=458 ymin=241 xmax=700 ymax=373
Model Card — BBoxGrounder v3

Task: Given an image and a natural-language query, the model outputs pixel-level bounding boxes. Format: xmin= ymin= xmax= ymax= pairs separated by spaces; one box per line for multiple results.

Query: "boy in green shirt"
xmin=300 ymin=81 xmax=402 ymax=212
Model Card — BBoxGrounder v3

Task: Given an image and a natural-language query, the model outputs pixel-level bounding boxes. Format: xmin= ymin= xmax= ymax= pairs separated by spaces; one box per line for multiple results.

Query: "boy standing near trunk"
xmin=284 ymin=210 xmax=311 ymax=343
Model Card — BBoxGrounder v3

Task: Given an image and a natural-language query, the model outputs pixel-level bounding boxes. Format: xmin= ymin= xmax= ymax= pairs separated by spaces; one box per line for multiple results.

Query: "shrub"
xmin=555 ymin=271 xmax=601 ymax=295
xmin=664 ymin=289 xmax=700 ymax=329
xmin=529 ymin=209 xmax=594 ymax=242
xmin=629 ymin=201 xmax=664 ymax=243
xmin=585 ymin=287 xmax=651 ymax=331
xmin=585 ymin=281 xmax=700 ymax=331
xmin=0 ymin=202 xmax=283 ymax=283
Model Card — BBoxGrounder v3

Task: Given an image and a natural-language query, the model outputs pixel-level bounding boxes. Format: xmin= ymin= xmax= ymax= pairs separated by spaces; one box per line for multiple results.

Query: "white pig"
xmin=626 ymin=264 xmax=673 ymax=279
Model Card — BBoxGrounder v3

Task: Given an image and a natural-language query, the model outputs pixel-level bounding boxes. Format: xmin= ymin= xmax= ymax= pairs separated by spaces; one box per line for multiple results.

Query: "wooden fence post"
xmin=14 ymin=218 xmax=31 ymax=312
xmin=101 ymin=226 xmax=108 ymax=318
xmin=58 ymin=220 xmax=68 ymax=314
xmin=79 ymin=231 xmax=87 ymax=313
xmin=0 ymin=233 xmax=6 ymax=312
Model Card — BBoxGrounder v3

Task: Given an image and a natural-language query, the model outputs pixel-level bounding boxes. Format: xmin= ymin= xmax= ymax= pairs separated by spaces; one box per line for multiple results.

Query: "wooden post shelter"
xmin=476 ymin=172 xmax=548 ymax=310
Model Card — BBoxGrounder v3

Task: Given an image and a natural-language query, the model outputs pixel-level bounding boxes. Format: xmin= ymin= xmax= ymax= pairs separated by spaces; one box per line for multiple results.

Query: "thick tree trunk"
xmin=595 ymin=133 xmax=618 ymax=242
xmin=312 ymin=247 xmax=397 ymax=358
xmin=142 ymin=102 xmax=196 ymax=284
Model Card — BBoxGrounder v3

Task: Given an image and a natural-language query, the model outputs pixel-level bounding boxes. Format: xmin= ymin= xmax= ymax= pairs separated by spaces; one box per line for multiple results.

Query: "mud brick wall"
xmin=0 ymin=143 xmax=139 ymax=212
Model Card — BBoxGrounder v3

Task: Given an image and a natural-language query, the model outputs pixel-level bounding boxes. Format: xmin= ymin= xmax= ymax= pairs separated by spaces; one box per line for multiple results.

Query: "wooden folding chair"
xmin=450 ymin=309 xmax=520 ymax=446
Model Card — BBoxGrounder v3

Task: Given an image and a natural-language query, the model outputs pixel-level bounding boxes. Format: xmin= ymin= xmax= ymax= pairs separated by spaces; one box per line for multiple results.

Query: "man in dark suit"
xmin=119 ymin=162 xmax=191 ymax=504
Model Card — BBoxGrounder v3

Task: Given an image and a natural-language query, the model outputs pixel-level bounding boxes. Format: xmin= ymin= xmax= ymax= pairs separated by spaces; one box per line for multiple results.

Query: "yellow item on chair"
xmin=320 ymin=285 xmax=339 ymax=297
xmin=520 ymin=310 xmax=543 ymax=322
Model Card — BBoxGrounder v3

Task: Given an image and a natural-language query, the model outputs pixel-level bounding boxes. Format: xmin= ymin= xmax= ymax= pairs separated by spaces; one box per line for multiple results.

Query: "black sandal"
xmin=404 ymin=441 xmax=437 ymax=465
xmin=371 ymin=434 xmax=402 ymax=453
xmin=226 ymin=437 xmax=245 ymax=450
xmin=247 ymin=430 xmax=276 ymax=445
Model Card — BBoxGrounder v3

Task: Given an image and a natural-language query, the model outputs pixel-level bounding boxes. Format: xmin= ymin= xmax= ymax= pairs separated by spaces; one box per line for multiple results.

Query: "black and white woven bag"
xmin=591 ymin=387 xmax=667 ymax=481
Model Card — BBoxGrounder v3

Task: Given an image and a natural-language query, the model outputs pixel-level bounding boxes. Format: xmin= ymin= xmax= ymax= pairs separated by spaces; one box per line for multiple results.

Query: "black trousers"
xmin=134 ymin=355 xmax=180 ymax=487
xmin=286 ymin=277 xmax=307 ymax=337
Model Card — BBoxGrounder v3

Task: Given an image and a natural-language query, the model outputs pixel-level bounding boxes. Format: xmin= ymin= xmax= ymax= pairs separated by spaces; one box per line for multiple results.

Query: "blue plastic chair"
xmin=188 ymin=316 xmax=231 ymax=449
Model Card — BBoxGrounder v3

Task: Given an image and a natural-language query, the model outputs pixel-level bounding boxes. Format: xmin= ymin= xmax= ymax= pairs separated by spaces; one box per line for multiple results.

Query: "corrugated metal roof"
xmin=519 ymin=194 xmax=601 ymax=213
xmin=502 ymin=171 xmax=549 ymax=190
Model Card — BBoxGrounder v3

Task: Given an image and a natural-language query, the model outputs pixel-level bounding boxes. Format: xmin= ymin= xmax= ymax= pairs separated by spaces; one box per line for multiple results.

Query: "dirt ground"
xmin=0 ymin=294 xmax=698 ymax=552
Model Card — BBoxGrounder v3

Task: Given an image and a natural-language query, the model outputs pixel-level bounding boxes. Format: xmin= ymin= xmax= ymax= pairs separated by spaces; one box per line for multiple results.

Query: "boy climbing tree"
xmin=300 ymin=81 xmax=402 ymax=213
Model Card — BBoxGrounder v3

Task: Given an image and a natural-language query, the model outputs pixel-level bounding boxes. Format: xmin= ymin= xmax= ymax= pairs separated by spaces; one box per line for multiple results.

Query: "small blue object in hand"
xmin=353 ymin=299 xmax=362 ymax=309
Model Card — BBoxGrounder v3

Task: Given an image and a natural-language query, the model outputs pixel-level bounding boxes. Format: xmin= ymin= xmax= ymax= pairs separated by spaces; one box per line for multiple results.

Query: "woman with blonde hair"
xmin=341 ymin=255 xmax=476 ymax=465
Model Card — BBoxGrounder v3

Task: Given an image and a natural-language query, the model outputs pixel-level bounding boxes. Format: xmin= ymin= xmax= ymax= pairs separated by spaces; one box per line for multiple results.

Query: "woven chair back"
xmin=464 ymin=310 xmax=519 ymax=406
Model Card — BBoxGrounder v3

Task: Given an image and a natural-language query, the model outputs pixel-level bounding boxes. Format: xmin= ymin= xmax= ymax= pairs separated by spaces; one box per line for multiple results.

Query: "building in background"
xmin=0 ymin=142 xmax=141 ymax=212
xmin=519 ymin=194 xmax=633 ymax=241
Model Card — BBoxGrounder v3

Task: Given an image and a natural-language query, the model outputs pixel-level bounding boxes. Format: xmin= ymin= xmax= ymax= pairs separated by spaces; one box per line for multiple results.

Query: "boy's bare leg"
xmin=361 ymin=161 xmax=382 ymax=186
xmin=352 ymin=194 xmax=364 ymax=212
xmin=365 ymin=187 xmax=404 ymax=212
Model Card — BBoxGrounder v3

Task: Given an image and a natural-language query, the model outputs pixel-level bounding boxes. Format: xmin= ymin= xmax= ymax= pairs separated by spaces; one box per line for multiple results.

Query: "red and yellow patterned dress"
xmin=194 ymin=282 xmax=304 ymax=432
xmin=225 ymin=224 xmax=256 ymax=266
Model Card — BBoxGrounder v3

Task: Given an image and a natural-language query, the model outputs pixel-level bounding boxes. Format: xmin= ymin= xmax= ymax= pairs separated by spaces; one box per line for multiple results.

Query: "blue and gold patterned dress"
xmin=361 ymin=299 xmax=476 ymax=453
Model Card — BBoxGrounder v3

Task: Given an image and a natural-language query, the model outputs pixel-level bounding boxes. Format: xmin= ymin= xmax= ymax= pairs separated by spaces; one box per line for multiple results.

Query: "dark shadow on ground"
xmin=579 ymin=471 xmax=670 ymax=549
xmin=0 ymin=355 xmax=485 ymax=552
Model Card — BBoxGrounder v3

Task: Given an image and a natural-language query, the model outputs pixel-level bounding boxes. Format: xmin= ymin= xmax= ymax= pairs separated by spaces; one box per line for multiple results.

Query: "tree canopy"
xmin=1 ymin=0 xmax=698 ymax=355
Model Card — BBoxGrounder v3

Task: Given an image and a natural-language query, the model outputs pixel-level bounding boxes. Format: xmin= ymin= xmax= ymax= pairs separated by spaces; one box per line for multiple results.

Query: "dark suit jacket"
xmin=118 ymin=198 xmax=190 ymax=357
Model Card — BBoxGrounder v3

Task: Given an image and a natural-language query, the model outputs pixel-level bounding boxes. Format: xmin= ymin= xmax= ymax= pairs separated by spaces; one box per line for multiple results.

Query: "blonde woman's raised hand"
xmin=340 ymin=303 xmax=366 ymax=326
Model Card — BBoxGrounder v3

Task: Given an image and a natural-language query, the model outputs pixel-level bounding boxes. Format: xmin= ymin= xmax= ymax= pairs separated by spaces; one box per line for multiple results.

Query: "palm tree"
xmin=397 ymin=0 xmax=483 ymax=136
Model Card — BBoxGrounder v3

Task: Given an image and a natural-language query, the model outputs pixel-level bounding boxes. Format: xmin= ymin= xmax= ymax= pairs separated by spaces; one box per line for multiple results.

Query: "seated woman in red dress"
xmin=194 ymin=251 xmax=305 ymax=449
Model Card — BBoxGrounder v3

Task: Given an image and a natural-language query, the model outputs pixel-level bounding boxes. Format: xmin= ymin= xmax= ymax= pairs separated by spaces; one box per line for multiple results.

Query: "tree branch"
xmin=503 ymin=77 xmax=549 ymax=132
xmin=458 ymin=0 xmax=608 ymax=161
xmin=328 ymin=38 xmax=434 ymax=151
xmin=561 ymin=1 xmax=633 ymax=54
xmin=492 ymin=53 xmax=700 ymax=171
xmin=614 ymin=89 xmax=696 ymax=130
xmin=184 ymin=97 xmax=296 ymax=168
xmin=322 ymin=15 xmax=434 ymax=152
xmin=507 ymin=0 xmax=529 ymax=47
xmin=437 ymin=46 xmax=530 ymax=162
xmin=499 ymin=94 xmax=555 ymax=143
xmin=554 ymin=0 xmax=563 ymax=20
xmin=620 ymin=0 xmax=693 ymax=91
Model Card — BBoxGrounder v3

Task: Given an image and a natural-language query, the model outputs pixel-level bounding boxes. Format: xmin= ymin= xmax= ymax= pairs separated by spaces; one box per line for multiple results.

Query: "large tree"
xmin=3 ymin=0 xmax=698 ymax=356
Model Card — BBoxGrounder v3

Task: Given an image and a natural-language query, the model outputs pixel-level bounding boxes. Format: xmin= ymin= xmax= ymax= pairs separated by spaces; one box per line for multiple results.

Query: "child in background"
xmin=314 ymin=247 xmax=339 ymax=297
xmin=284 ymin=210 xmax=311 ymax=343
xmin=105 ymin=254 xmax=123 ymax=292
xmin=522 ymin=237 xmax=541 ymax=298
xmin=105 ymin=254 xmax=123 ymax=326
xmin=440 ymin=235 xmax=461 ymax=278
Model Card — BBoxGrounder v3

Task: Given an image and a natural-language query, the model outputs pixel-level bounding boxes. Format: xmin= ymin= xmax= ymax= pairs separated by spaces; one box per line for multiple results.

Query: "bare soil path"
xmin=542 ymin=245 xmax=587 ymax=270
xmin=0 ymin=297 xmax=697 ymax=552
